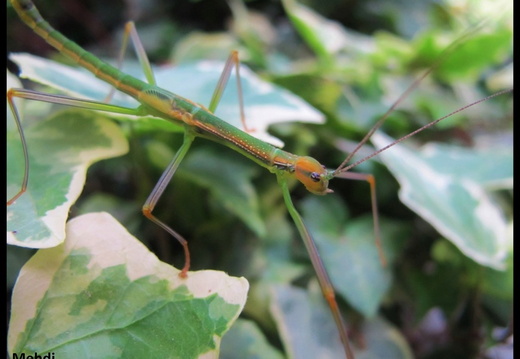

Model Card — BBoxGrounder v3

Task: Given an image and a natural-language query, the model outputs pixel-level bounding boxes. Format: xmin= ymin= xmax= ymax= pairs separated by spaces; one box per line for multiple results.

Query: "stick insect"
xmin=7 ymin=0 xmax=512 ymax=357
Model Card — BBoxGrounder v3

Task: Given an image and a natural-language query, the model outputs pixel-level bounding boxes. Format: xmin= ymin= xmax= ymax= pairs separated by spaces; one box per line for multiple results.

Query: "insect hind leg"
xmin=104 ymin=21 xmax=157 ymax=102
xmin=208 ymin=51 xmax=255 ymax=133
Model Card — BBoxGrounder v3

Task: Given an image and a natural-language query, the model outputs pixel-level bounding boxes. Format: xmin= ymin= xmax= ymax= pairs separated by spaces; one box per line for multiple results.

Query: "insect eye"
xmin=310 ymin=172 xmax=321 ymax=182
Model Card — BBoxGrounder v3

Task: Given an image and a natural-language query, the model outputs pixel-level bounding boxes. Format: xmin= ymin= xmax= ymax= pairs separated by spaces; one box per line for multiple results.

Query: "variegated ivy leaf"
xmin=8 ymin=212 xmax=249 ymax=359
xmin=371 ymin=132 xmax=511 ymax=269
xmin=7 ymin=71 xmax=128 ymax=248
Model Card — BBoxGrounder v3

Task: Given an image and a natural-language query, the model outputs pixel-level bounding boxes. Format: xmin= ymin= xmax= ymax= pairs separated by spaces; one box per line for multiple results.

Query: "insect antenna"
xmin=334 ymin=88 xmax=512 ymax=176
xmin=333 ymin=23 xmax=487 ymax=177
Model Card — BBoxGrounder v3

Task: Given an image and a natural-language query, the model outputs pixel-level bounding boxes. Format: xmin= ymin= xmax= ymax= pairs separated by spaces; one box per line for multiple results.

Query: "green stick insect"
xmin=7 ymin=0 xmax=512 ymax=357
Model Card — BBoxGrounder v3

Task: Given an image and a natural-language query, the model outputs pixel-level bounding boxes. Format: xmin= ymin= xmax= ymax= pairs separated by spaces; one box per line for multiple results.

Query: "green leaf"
xmin=8 ymin=212 xmax=248 ymax=359
xmin=435 ymin=29 xmax=513 ymax=82
xmin=281 ymin=0 xmax=349 ymax=62
xmin=301 ymin=195 xmax=408 ymax=317
xmin=371 ymin=132 xmax=510 ymax=269
xmin=355 ymin=317 xmax=414 ymax=359
xmin=481 ymin=257 xmax=513 ymax=299
xmin=270 ymin=283 xmax=413 ymax=358
xmin=270 ymin=284 xmax=345 ymax=358
xmin=220 ymin=319 xmax=285 ymax=359
xmin=180 ymin=148 xmax=265 ymax=237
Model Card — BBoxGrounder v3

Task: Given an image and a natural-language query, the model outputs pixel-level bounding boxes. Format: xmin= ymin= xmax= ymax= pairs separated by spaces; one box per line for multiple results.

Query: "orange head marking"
xmin=294 ymin=156 xmax=332 ymax=195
